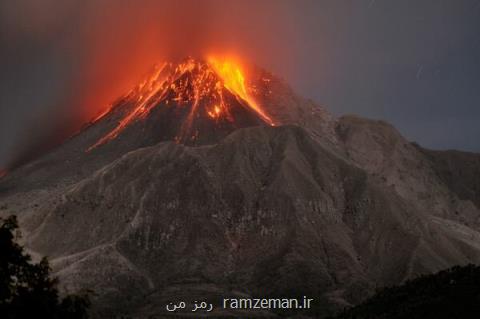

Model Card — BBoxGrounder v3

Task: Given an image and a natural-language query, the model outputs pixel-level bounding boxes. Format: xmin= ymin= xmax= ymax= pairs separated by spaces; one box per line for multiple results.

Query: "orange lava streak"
xmin=176 ymin=58 xmax=221 ymax=142
xmin=87 ymin=63 xmax=168 ymax=151
xmin=207 ymin=105 xmax=222 ymax=119
xmin=208 ymin=57 xmax=275 ymax=126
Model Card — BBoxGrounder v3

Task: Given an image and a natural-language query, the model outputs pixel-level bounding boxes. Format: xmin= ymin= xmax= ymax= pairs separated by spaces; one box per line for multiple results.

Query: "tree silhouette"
xmin=0 ymin=215 xmax=90 ymax=318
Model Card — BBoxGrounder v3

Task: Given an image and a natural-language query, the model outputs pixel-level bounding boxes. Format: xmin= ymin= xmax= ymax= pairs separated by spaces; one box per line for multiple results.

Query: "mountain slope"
xmin=14 ymin=125 xmax=480 ymax=318
xmin=417 ymin=147 xmax=480 ymax=209
xmin=336 ymin=115 xmax=480 ymax=231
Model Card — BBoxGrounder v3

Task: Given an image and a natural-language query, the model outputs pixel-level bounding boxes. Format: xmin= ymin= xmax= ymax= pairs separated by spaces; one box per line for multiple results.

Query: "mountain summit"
xmin=0 ymin=58 xmax=479 ymax=318
xmin=87 ymin=58 xmax=275 ymax=152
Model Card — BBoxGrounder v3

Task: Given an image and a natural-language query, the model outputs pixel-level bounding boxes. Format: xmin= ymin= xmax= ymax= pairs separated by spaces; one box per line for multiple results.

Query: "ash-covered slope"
xmin=417 ymin=147 xmax=480 ymax=208
xmin=24 ymin=126 xmax=480 ymax=317
xmin=0 ymin=58 xmax=479 ymax=318
xmin=336 ymin=115 xmax=480 ymax=231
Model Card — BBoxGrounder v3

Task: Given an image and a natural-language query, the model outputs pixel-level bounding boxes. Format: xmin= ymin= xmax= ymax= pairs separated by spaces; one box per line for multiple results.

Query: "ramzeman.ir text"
xmin=223 ymin=296 xmax=314 ymax=310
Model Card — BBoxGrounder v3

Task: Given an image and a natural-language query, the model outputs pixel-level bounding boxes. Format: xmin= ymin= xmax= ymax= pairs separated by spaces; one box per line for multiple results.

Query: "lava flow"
xmin=208 ymin=57 xmax=274 ymax=125
xmin=87 ymin=57 xmax=275 ymax=151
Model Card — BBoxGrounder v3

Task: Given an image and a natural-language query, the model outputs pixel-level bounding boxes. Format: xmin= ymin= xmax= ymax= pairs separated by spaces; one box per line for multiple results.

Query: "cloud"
xmin=0 ymin=0 xmax=300 ymax=168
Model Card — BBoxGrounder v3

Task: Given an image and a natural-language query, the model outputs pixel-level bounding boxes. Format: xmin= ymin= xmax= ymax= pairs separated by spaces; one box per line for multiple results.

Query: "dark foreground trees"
xmin=0 ymin=215 xmax=90 ymax=319
xmin=332 ymin=264 xmax=480 ymax=319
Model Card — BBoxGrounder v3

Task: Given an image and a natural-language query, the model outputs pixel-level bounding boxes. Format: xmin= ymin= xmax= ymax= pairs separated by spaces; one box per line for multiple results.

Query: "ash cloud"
xmin=0 ymin=0 xmax=298 ymax=169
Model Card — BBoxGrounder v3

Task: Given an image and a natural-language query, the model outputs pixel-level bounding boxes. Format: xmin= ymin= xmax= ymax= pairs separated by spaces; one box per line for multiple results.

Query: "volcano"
xmin=1 ymin=57 xmax=480 ymax=318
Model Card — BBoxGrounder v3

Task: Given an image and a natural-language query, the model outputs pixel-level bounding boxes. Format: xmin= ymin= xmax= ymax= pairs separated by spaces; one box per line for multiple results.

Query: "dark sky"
xmin=1 ymin=0 xmax=479 ymax=168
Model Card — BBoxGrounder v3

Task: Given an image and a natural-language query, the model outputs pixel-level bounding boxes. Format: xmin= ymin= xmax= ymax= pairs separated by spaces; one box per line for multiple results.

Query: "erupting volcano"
xmin=87 ymin=57 xmax=275 ymax=152
xmin=2 ymin=52 xmax=480 ymax=319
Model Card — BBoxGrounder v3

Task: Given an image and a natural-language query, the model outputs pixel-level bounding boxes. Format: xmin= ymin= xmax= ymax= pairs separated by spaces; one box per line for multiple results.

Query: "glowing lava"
xmin=87 ymin=57 xmax=275 ymax=151
xmin=208 ymin=57 xmax=274 ymax=125
xmin=207 ymin=105 xmax=222 ymax=119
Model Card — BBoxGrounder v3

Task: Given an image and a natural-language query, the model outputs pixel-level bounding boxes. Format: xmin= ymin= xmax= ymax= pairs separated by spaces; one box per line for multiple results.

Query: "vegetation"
xmin=331 ymin=264 xmax=480 ymax=319
xmin=0 ymin=215 xmax=90 ymax=318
